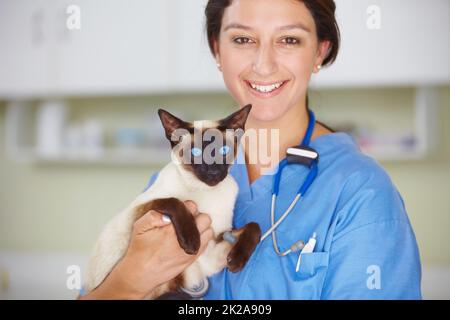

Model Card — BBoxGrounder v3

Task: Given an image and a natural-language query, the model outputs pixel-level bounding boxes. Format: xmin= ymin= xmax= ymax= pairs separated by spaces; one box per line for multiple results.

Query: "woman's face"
xmin=215 ymin=0 xmax=329 ymax=122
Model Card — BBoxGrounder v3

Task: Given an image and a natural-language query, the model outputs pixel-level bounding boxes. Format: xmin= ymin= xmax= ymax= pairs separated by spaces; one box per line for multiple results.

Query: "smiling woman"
xmin=200 ymin=0 xmax=422 ymax=300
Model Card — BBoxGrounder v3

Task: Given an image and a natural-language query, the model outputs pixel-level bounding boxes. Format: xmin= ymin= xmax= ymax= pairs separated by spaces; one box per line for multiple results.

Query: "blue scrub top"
xmin=145 ymin=132 xmax=422 ymax=300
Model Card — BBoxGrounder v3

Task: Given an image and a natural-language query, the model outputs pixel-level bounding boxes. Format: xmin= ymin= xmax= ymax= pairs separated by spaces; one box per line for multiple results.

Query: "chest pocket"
xmin=288 ymin=251 xmax=329 ymax=280
xmin=282 ymin=228 xmax=330 ymax=283
xmin=240 ymin=230 xmax=330 ymax=299
xmin=281 ymin=225 xmax=330 ymax=298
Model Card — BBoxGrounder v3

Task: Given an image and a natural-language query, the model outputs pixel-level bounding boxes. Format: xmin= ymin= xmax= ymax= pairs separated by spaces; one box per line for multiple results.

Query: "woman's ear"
xmin=313 ymin=40 xmax=331 ymax=73
xmin=213 ymin=40 xmax=222 ymax=71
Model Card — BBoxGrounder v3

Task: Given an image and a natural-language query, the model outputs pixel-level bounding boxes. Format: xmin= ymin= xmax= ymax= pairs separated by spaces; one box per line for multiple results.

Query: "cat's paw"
xmin=178 ymin=230 xmax=201 ymax=255
xmin=227 ymin=222 xmax=261 ymax=273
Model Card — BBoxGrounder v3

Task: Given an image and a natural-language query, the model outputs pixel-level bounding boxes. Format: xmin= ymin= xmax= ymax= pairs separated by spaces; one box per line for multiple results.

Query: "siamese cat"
xmin=84 ymin=105 xmax=261 ymax=299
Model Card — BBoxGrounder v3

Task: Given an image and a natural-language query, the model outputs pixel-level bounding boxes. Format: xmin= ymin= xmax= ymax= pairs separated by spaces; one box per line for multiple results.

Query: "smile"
xmin=245 ymin=80 xmax=288 ymax=97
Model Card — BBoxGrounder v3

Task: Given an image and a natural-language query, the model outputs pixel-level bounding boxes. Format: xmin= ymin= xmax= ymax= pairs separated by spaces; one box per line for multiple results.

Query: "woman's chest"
xmin=223 ymin=172 xmax=343 ymax=299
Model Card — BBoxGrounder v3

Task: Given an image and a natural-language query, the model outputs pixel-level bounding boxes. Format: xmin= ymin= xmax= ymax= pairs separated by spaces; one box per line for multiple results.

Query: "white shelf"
xmin=361 ymin=146 xmax=426 ymax=162
xmin=360 ymin=87 xmax=439 ymax=161
xmin=5 ymin=102 xmax=171 ymax=166
xmin=4 ymin=87 xmax=440 ymax=165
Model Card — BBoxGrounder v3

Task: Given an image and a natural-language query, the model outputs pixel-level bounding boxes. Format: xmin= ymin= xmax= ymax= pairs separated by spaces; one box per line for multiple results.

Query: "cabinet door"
xmin=53 ymin=0 xmax=171 ymax=95
xmin=312 ymin=0 xmax=450 ymax=87
xmin=171 ymin=0 xmax=225 ymax=91
xmin=0 ymin=0 xmax=52 ymax=98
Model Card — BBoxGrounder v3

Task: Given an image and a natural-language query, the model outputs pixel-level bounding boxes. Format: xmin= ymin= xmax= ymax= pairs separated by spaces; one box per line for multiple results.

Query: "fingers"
xmin=197 ymin=227 xmax=214 ymax=256
xmin=133 ymin=210 xmax=171 ymax=234
xmin=133 ymin=200 xmax=209 ymax=238
xmin=195 ymin=213 xmax=212 ymax=234
xmin=184 ymin=200 xmax=211 ymax=233
xmin=184 ymin=200 xmax=198 ymax=216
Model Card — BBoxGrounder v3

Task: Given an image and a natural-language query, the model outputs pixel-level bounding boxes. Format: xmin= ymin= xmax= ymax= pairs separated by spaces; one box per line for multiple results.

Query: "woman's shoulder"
xmin=313 ymin=132 xmax=391 ymax=183
xmin=313 ymin=132 xmax=409 ymax=229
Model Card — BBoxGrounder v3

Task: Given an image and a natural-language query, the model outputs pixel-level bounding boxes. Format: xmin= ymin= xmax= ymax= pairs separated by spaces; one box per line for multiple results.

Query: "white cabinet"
xmin=0 ymin=0 xmax=448 ymax=97
xmin=0 ymin=0 xmax=53 ymax=97
xmin=312 ymin=0 xmax=450 ymax=87
xmin=170 ymin=0 xmax=225 ymax=91
xmin=0 ymin=0 xmax=223 ymax=97
xmin=0 ymin=0 xmax=172 ymax=97
xmin=0 ymin=0 xmax=173 ymax=98
xmin=53 ymin=0 xmax=171 ymax=95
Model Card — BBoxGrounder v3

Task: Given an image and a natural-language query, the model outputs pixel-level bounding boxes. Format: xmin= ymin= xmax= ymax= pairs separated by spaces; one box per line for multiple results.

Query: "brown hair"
xmin=204 ymin=0 xmax=340 ymax=66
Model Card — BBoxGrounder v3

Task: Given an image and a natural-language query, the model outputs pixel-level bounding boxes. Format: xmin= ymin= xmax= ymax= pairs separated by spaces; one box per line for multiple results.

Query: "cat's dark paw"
xmin=147 ymin=198 xmax=201 ymax=255
xmin=178 ymin=230 xmax=201 ymax=255
xmin=227 ymin=222 xmax=261 ymax=273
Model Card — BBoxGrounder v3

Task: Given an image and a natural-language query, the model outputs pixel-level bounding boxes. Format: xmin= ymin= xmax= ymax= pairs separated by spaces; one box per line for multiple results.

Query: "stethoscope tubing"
xmin=260 ymin=110 xmax=319 ymax=257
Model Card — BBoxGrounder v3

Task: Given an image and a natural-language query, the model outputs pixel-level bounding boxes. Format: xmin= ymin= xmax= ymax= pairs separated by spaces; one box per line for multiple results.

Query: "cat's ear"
xmin=220 ymin=104 xmax=252 ymax=131
xmin=158 ymin=109 xmax=189 ymax=141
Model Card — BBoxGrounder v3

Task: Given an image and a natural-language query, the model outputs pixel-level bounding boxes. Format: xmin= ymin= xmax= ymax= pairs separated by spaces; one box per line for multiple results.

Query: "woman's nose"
xmin=252 ymin=45 xmax=278 ymax=76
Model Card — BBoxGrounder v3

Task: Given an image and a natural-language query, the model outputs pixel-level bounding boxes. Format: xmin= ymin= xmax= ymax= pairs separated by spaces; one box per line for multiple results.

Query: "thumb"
xmin=133 ymin=210 xmax=171 ymax=234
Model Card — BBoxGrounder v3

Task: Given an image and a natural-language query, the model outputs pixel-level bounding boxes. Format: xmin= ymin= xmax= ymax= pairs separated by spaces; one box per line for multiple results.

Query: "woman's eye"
xmin=233 ymin=37 xmax=253 ymax=45
xmin=191 ymin=147 xmax=202 ymax=157
xmin=219 ymin=145 xmax=231 ymax=156
xmin=281 ymin=37 xmax=301 ymax=45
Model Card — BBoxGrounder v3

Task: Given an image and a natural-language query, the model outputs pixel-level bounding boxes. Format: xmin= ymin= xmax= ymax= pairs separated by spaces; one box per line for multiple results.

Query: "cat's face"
xmin=158 ymin=105 xmax=252 ymax=186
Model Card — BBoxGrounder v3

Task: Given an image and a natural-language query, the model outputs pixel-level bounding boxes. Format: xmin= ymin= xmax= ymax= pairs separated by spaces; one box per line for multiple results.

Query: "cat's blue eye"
xmin=219 ymin=145 xmax=230 ymax=155
xmin=191 ymin=147 xmax=202 ymax=157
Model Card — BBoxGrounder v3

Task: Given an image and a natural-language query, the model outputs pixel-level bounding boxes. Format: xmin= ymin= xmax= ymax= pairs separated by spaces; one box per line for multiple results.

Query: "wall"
xmin=0 ymin=87 xmax=449 ymax=266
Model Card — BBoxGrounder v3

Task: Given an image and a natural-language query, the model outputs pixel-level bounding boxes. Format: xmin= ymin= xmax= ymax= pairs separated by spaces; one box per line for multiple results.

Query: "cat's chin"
xmin=175 ymin=163 xmax=225 ymax=190
xmin=202 ymin=179 xmax=222 ymax=187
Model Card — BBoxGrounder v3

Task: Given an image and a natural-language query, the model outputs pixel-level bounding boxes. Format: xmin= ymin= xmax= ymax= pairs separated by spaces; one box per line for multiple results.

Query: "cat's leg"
xmin=196 ymin=222 xmax=261 ymax=277
xmin=225 ymin=222 xmax=261 ymax=273
xmin=196 ymin=240 xmax=232 ymax=278
xmin=135 ymin=197 xmax=201 ymax=255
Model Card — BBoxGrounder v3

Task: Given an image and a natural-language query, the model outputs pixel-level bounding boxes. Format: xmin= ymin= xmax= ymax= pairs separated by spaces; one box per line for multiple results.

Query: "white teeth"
xmin=249 ymin=82 xmax=283 ymax=93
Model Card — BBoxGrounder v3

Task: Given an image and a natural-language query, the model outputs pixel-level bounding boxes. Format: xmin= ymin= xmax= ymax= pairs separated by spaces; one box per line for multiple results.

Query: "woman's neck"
xmin=243 ymin=102 xmax=310 ymax=183
xmin=247 ymin=106 xmax=309 ymax=156
xmin=243 ymin=101 xmax=333 ymax=184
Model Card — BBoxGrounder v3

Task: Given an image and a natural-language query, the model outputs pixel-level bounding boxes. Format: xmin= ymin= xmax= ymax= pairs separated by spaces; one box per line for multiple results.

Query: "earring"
xmin=216 ymin=62 xmax=222 ymax=71
xmin=317 ymin=65 xmax=322 ymax=70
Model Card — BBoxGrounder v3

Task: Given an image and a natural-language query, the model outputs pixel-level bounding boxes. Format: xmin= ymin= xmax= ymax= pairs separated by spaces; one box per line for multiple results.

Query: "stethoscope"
xmin=259 ymin=109 xmax=319 ymax=260
xmin=223 ymin=110 xmax=320 ymax=268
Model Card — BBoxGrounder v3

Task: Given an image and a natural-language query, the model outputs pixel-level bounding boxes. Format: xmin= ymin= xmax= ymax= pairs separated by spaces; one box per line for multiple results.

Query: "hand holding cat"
xmin=80 ymin=200 xmax=214 ymax=299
